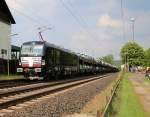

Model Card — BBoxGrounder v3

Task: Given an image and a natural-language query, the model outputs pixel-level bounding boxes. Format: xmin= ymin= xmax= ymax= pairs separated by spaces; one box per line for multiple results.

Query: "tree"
xmin=99 ymin=54 xmax=114 ymax=64
xmin=120 ymin=42 xmax=145 ymax=66
xmin=145 ymin=48 xmax=150 ymax=66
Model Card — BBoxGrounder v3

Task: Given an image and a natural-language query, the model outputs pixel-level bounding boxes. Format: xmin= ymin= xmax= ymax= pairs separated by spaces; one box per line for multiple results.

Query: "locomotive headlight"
xmin=42 ymin=60 xmax=45 ymax=65
xmin=35 ymin=68 xmax=41 ymax=72
xmin=17 ymin=68 xmax=23 ymax=72
xmin=19 ymin=61 xmax=21 ymax=66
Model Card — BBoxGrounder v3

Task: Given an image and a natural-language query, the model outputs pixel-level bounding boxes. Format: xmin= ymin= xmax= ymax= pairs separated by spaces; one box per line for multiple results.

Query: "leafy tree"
xmin=145 ymin=48 xmax=150 ymax=66
xmin=99 ymin=54 xmax=114 ymax=64
xmin=120 ymin=42 xmax=145 ymax=66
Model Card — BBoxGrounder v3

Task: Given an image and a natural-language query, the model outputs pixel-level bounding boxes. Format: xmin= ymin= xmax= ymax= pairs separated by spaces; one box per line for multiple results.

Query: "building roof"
xmin=0 ymin=0 xmax=15 ymax=24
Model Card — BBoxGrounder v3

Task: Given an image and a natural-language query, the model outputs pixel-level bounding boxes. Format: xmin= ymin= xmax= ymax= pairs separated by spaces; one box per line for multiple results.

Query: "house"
xmin=11 ymin=45 xmax=20 ymax=60
xmin=0 ymin=0 xmax=15 ymax=60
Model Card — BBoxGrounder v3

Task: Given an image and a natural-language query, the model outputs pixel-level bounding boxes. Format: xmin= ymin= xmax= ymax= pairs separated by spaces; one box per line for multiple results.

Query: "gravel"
xmin=3 ymin=73 xmax=118 ymax=117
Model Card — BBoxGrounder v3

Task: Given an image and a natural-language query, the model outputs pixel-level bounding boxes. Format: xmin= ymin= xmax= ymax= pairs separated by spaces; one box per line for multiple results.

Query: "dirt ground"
xmin=129 ymin=73 xmax=150 ymax=116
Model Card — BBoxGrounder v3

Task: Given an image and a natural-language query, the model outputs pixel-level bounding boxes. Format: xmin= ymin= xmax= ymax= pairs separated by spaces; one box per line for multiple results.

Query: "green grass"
xmin=0 ymin=74 xmax=23 ymax=81
xmin=118 ymin=73 xmax=147 ymax=117
xmin=108 ymin=72 xmax=147 ymax=117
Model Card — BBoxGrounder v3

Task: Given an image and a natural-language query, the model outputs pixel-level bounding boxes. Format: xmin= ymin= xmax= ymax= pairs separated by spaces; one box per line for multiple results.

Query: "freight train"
xmin=17 ymin=41 xmax=118 ymax=80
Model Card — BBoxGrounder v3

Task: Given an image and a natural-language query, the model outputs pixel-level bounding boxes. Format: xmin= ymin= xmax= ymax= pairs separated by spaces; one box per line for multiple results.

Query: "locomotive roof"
xmin=78 ymin=54 xmax=96 ymax=63
xmin=22 ymin=41 xmax=77 ymax=56
xmin=22 ymin=41 xmax=45 ymax=45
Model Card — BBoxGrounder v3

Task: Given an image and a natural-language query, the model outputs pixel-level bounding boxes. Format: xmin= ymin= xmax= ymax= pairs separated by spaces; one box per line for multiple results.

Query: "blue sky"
xmin=6 ymin=0 xmax=150 ymax=60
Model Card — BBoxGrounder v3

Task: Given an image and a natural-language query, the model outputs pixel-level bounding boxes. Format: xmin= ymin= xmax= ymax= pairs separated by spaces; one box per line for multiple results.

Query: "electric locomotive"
xmin=17 ymin=41 xmax=80 ymax=80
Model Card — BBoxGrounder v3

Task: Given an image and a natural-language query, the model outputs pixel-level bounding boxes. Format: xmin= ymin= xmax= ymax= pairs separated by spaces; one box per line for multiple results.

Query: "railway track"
xmin=0 ymin=74 xmax=109 ymax=110
xmin=0 ymin=74 xmax=106 ymax=89
xmin=0 ymin=80 xmax=46 ymax=89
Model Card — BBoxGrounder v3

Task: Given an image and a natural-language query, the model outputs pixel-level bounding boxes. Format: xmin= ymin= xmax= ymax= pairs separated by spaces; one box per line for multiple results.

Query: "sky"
xmin=5 ymin=0 xmax=150 ymax=60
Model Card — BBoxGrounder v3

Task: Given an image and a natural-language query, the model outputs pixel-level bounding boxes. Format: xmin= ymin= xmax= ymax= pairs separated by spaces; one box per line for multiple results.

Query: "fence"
xmin=100 ymin=72 xmax=123 ymax=117
xmin=0 ymin=59 xmax=19 ymax=74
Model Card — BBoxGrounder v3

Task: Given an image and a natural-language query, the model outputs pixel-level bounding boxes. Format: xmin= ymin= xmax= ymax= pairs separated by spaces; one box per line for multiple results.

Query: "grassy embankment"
xmin=107 ymin=72 xmax=147 ymax=117
xmin=0 ymin=74 xmax=23 ymax=81
xmin=80 ymin=73 xmax=121 ymax=117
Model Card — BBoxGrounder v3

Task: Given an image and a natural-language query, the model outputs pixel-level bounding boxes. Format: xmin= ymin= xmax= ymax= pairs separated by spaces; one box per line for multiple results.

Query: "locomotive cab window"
xmin=21 ymin=44 xmax=44 ymax=56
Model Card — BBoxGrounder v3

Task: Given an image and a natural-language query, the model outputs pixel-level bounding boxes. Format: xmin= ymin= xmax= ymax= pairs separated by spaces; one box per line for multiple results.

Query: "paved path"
xmin=129 ymin=73 xmax=150 ymax=116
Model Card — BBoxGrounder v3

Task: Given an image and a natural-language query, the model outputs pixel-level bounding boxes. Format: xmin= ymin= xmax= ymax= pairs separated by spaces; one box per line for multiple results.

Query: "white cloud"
xmin=71 ymin=29 xmax=122 ymax=60
xmin=98 ymin=14 xmax=122 ymax=28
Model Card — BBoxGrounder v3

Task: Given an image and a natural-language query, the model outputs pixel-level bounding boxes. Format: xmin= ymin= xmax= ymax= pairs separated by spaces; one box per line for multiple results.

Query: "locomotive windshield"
xmin=20 ymin=43 xmax=44 ymax=56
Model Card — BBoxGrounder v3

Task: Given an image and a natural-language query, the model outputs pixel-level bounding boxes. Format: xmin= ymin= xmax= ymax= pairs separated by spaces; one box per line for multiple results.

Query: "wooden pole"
xmin=97 ymin=110 xmax=102 ymax=117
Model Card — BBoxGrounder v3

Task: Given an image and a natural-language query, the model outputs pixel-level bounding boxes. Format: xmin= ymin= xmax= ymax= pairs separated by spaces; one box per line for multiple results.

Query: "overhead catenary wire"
xmin=59 ymin=0 xmax=99 ymax=57
xmin=66 ymin=0 xmax=98 ymax=39
xmin=59 ymin=0 xmax=87 ymax=31
xmin=60 ymin=0 xmax=96 ymax=37
xmin=12 ymin=0 xmax=52 ymax=26
xmin=67 ymin=1 xmax=89 ymax=28
xmin=67 ymin=0 xmax=94 ymax=30
xmin=7 ymin=0 xmax=53 ymax=29
xmin=10 ymin=6 xmax=45 ymax=26
xmin=8 ymin=0 xmax=55 ymax=42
